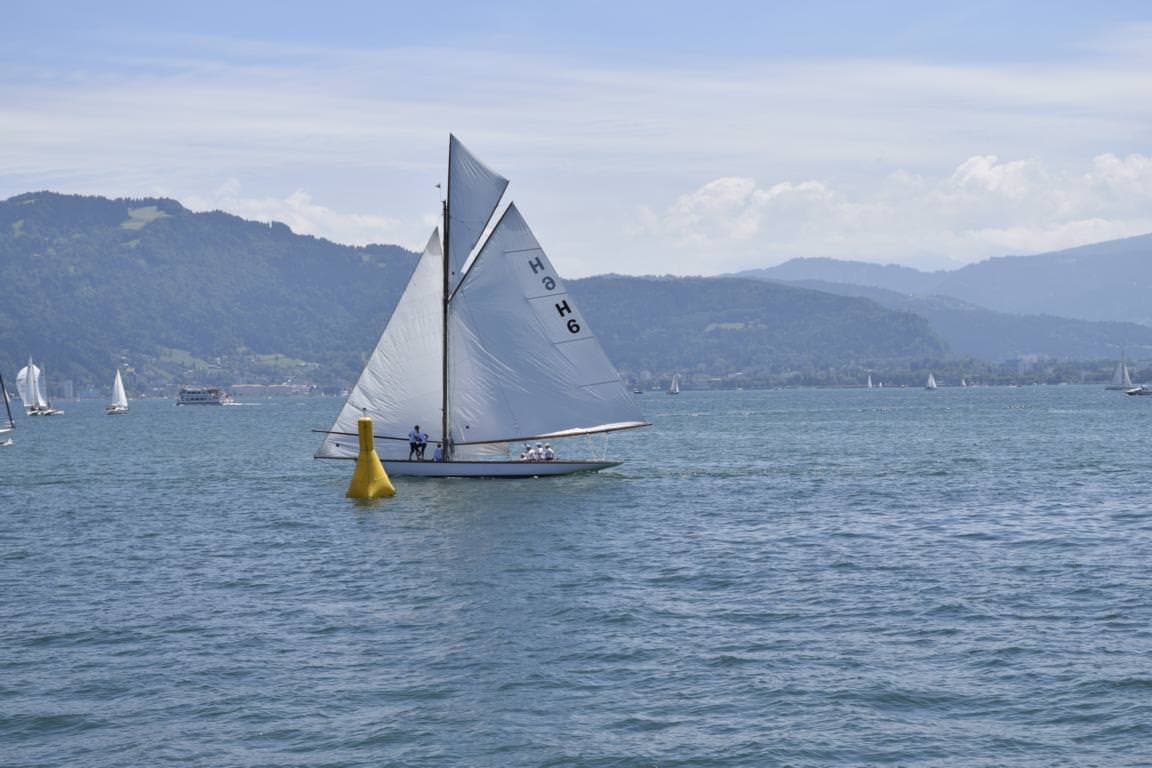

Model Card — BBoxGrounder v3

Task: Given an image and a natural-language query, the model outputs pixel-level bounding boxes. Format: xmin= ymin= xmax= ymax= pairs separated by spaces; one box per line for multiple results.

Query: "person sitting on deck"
xmin=543 ymin=443 xmax=555 ymax=461
xmin=432 ymin=443 xmax=444 ymax=462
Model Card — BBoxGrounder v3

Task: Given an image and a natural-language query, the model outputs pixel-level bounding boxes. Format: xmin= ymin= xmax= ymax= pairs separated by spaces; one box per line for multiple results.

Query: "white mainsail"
xmin=317 ymin=232 xmax=444 ymax=461
xmin=867 ymin=374 xmax=873 ymax=389
xmin=926 ymin=372 xmax=938 ymax=389
xmin=449 ymin=203 xmax=645 ymax=446
xmin=447 ymin=134 xmax=508 ymax=293
xmin=1108 ymin=360 xmax=1133 ymax=389
xmin=0 ymin=372 xmax=14 ymax=433
xmin=111 ymin=370 xmax=128 ymax=410
xmin=16 ymin=360 xmax=49 ymax=411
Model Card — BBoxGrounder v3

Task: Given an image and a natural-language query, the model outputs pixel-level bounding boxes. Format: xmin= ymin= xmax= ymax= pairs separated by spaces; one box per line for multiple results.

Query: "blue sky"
xmin=4 ymin=2 xmax=1152 ymax=275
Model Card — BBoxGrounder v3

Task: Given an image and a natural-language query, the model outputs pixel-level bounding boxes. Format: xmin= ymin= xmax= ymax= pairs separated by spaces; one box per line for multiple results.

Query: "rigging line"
xmin=312 ymin=429 xmax=411 ymax=442
xmin=576 ymin=378 xmax=630 ymax=388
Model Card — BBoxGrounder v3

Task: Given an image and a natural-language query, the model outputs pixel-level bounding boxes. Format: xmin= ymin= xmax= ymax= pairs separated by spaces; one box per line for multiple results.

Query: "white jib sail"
xmin=447 ymin=134 xmax=508 ymax=293
xmin=112 ymin=370 xmax=128 ymax=408
xmin=448 ymin=203 xmax=645 ymax=446
xmin=316 ymin=231 xmax=445 ymax=460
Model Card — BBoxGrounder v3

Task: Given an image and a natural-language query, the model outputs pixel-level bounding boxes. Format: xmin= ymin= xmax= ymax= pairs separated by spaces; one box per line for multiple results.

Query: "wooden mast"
xmin=440 ymin=139 xmax=453 ymax=461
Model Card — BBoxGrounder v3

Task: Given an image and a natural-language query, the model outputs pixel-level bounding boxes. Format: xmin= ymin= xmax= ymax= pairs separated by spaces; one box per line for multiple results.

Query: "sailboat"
xmin=316 ymin=135 xmax=649 ymax=477
xmin=15 ymin=358 xmax=62 ymax=415
xmin=668 ymin=373 xmax=680 ymax=395
xmin=106 ymin=369 xmax=129 ymax=415
xmin=925 ymin=372 xmax=938 ymax=390
xmin=867 ymin=374 xmax=873 ymax=389
xmin=1106 ymin=357 xmax=1134 ymax=390
xmin=0 ymin=371 xmax=14 ymax=446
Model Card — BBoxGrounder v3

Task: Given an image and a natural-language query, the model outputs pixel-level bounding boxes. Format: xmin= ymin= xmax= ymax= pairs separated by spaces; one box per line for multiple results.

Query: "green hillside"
xmin=0 ymin=192 xmax=417 ymax=388
xmin=1 ymin=192 xmax=949 ymax=393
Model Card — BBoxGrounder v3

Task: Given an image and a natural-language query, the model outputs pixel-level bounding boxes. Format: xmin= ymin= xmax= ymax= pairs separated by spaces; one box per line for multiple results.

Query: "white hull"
xmin=105 ymin=405 xmax=129 ymax=415
xmin=368 ymin=459 xmax=620 ymax=478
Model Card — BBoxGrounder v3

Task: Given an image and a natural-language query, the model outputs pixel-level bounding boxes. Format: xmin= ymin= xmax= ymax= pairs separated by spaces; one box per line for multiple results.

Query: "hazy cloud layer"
xmin=3 ymin=26 xmax=1152 ymax=275
xmin=640 ymin=153 xmax=1152 ymax=272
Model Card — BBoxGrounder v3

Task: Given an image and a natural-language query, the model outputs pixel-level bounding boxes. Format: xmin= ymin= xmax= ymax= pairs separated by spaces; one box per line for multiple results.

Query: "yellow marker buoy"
xmin=346 ymin=414 xmax=395 ymax=498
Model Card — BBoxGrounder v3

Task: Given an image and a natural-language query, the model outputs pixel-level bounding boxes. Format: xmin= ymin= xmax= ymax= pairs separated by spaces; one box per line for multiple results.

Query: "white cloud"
xmin=3 ymin=31 xmax=1152 ymax=274
xmin=182 ymin=179 xmax=412 ymax=247
xmin=638 ymin=153 xmax=1152 ymax=271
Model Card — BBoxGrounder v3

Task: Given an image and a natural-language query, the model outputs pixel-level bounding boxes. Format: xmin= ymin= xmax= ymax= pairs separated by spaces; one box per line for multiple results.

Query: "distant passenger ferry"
xmin=177 ymin=386 xmax=232 ymax=405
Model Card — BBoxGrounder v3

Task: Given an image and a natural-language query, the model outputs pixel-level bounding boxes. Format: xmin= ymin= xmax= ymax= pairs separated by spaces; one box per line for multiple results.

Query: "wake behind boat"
xmin=316 ymin=135 xmax=648 ymax=477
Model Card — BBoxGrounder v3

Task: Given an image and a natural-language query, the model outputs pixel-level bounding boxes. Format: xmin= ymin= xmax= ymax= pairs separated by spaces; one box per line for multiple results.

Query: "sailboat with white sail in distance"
xmin=0 ymin=371 xmax=14 ymax=445
xmin=106 ymin=369 xmax=128 ymax=415
xmin=1106 ymin=356 xmax=1133 ymax=390
xmin=925 ymin=372 xmax=938 ymax=390
xmin=16 ymin=358 xmax=62 ymax=415
xmin=316 ymin=135 xmax=649 ymax=477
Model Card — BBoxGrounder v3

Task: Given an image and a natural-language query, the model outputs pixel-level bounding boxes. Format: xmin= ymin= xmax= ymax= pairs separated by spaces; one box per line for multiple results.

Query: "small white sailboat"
xmin=15 ymin=358 xmax=62 ymax=415
xmin=1106 ymin=357 xmax=1134 ymax=390
xmin=0 ymin=371 xmax=14 ymax=445
xmin=867 ymin=374 xmax=873 ymax=389
xmin=668 ymin=373 xmax=681 ymax=395
xmin=961 ymin=377 xmax=968 ymax=387
xmin=925 ymin=372 xmax=938 ymax=390
xmin=106 ymin=369 xmax=129 ymax=415
xmin=316 ymin=135 xmax=649 ymax=477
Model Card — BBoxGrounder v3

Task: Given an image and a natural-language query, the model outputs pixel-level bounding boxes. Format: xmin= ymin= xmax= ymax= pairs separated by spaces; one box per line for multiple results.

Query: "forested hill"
xmin=0 ymin=192 xmax=945 ymax=390
xmin=572 ymin=275 xmax=944 ymax=377
xmin=0 ymin=192 xmax=418 ymax=385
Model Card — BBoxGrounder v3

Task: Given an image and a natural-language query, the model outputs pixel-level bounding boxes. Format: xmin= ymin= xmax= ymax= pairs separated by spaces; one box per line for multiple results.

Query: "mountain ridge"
xmin=2 ymin=191 xmax=1144 ymax=393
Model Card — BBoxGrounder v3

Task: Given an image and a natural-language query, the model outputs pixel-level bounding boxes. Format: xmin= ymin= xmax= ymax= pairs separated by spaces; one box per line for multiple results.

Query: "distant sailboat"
xmin=1106 ymin=358 xmax=1134 ymax=390
xmin=668 ymin=373 xmax=680 ymax=395
xmin=0 ymin=371 xmax=14 ymax=445
xmin=961 ymin=378 xmax=968 ymax=387
xmin=15 ymin=358 xmax=62 ymax=415
xmin=925 ymin=372 xmax=938 ymax=390
xmin=867 ymin=374 xmax=873 ymax=389
xmin=106 ymin=369 xmax=129 ymax=415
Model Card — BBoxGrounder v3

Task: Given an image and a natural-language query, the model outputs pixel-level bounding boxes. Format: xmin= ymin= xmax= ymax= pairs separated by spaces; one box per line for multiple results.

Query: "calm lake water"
xmin=3 ymin=386 xmax=1152 ymax=767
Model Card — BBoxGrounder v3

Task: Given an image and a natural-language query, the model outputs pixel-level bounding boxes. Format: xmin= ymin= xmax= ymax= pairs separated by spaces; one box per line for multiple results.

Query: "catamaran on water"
xmin=315 ymin=135 xmax=648 ymax=477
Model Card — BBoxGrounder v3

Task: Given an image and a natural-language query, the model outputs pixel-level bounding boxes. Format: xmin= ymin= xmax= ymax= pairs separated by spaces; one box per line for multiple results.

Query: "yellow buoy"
xmin=346 ymin=414 xmax=395 ymax=498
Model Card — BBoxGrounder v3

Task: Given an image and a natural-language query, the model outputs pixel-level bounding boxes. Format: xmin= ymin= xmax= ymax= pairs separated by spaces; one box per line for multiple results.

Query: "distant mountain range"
xmin=0 ymin=192 xmax=942 ymax=390
xmin=1 ymin=191 xmax=1147 ymax=392
xmin=761 ymin=279 xmax=1152 ymax=362
xmin=743 ymin=233 xmax=1152 ymax=324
